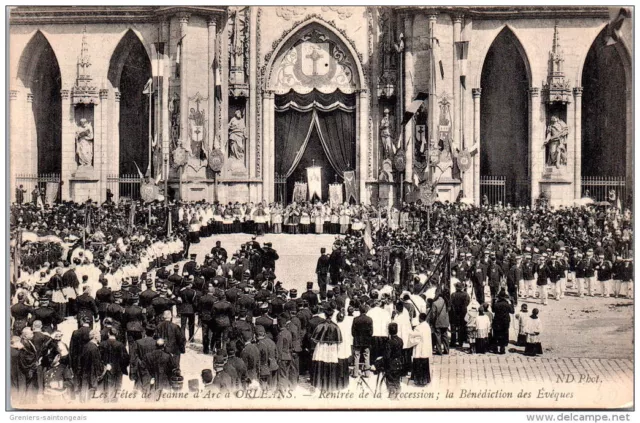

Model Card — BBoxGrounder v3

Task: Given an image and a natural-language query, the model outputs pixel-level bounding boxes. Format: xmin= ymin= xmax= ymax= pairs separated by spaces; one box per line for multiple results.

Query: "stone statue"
xmin=228 ymin=109 xmax=246 ymax=161
xmin=544 ymin=115 xmax=568 ymax=168
xmin=380 ymin=108 xmax=394 ymax=159
xmin=75 ymin=118 xmax=94 ymax=168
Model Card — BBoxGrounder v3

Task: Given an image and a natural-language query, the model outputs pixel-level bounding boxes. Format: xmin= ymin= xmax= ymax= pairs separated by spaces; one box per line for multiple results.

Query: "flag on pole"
xmin=214 ymin=57 xmax=222 ymax=101
xmin=433 ymin=38 xmax=444 ymax=80
xmin=606 ymin=7 xmax=631 ymax=46
xmin=343 ymin=170 xmax=358 ymax=204
xmin=13 ymin=229 xmax=22 ymax=283
xmin=167 ymin=209 xmax=172 ymax=237
xmin=455 ymin=41 xmax=469 ymax=89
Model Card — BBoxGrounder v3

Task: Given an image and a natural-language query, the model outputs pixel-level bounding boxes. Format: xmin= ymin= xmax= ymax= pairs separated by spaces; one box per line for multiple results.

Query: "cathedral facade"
xmin=9 ymin=6 xmax=632 ymax=207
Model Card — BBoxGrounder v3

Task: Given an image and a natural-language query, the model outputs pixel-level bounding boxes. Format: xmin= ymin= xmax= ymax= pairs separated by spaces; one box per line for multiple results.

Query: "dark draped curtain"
xmin=275 ymin=89 xmax=355 ymax=179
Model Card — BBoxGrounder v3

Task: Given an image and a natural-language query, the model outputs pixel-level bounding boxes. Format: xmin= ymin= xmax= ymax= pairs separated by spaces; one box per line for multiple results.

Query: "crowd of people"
xmin=9 ymin=194 xmax=634 ymax=403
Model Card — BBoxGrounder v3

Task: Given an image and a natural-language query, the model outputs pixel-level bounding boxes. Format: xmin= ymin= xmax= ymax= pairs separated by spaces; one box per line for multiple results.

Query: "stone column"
xmin=472 ymin=88 xmax=481 ymax=205
xmin=573 ymin=87 xmax=582 ymax=200
xmin=10 ymin=89 xmax=20 ymax=201
xmin=359 ymin=90 xmax=369 ymax=204
xmin=207 ymin=16 xmax=217 ymax=156
xmin=25 ymin=91 xmax=37 ymax=176
xmin=178 ymin=13 xmax=190 ymax=150
xmin=160 ymin=19 xmax=171 ymax=182
xmin=112 ymin=89 xmax=121 ymax=181
xmin=403 ymin=15 xmax=414 ymax=186
xmin=262 ymin=91 xmax=274 ymax=201
xmin=452 ymin=14 xmax=462 ymax=152
xmin=60 ymin=88 xmax=73 ymax=201
xmin=528 ymin=87 xmax=541 ymax=204
xmin=249 ymin=8 xmax=258 ymax=179
xmin=98 ymin=89 xmax=109 ymax=202
xmin=427 ymin=14 xmax=438 ymax=184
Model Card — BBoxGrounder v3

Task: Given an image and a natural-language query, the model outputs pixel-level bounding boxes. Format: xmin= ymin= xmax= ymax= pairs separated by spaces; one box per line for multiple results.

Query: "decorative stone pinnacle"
xmin=77 ymin=26 xmax=91 ymax=78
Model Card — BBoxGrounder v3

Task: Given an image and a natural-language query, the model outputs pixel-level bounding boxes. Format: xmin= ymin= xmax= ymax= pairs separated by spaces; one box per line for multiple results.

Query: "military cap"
xmin=190 ymin=254 xmax=197 ymax=259
xmin=259 ymin=302 xmax=269 ymax=310
xmin=289 ymin=289 xmax=298 ymax=297
xmin=306 ymin=281 xmax=314 ymax=289
xmin=255 ymin=325 xmax=266 ymax=337
xmin=213 ymin=354 xmax=227 ymax=368
xmin=113 ymin=291 xmax=124 ymax=299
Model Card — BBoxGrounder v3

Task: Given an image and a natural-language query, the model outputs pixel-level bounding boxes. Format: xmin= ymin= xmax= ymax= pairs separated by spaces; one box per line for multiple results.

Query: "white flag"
xmin=307 ymin=166 xmax=322 ymax=201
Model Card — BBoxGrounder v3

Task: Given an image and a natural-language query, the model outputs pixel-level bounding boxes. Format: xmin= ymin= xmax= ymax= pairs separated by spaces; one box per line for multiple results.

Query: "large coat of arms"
xmin=271 ymin=29 xmax=357 ymax=94
xmin=438 ymin=96 xmax=453 ymax=164
xmin=208 ymin=149 xmax=225 ymax=172
xmin=188 ymin=93 xmax=207 ymax=159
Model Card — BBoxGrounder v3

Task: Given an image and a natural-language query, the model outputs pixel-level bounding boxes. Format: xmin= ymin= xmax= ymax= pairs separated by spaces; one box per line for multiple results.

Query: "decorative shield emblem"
xmin=140 ymin=183 xmax=159 ymax=203
xmin=429 ymin=149 xmax=440 ymax=165
xmin=299 ymin=43 xmax=331 ymax=77
xmin=393 ymin=149 xmax=406 ymax=172
xmin=420 ymin=183 xmax=436 ymax=206
xmin=208 ymin=149 xmax=225 ymax=172
xmin=172 ymin=146 xmax=189 ymax=167
xmin=190 ymin=124 xmax=205 ymax=143
xmin=458 ymin=149 xmax=472 ymax=172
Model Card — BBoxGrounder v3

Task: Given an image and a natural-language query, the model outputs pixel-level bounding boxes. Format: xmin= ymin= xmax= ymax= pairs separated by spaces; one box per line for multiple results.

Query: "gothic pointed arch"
xmin=108 ymin=29 xmax=152 ymax=175
xmin=16 ymin=30 xmax=62 ymax=175
xmin=265 ymin=19 xmax=364 ymax=93
xmin=480 ymin=26 xmax=532 ymax=206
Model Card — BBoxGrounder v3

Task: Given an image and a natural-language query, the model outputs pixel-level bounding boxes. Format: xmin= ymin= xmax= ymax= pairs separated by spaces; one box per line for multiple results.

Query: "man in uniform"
xmin=95 ymin=277 xmax=114 ymax=328
xmin=140 ymin=338 xmax=178 ymax=394
xmin=129 ymin=324 xmax=157 ymax=391
xmin=276 ymin=315 xmax=293 ymax=390
xmin=183 ymin=254 xmax=198 ymax=277
xmin=315 ymin=248 xmax=330 ymax=300
xmin=301 ymin=282 xmax=319 ymax=309
xmin=211 ymin=292 xmax=235 ymax=352
xmin=262 ymin=242 xmax=279 ymax=272
xmin=177 ymin=280 xmax=198 ymax=342
xmin=254 ymin=302 xmax=277 ymax=341
xmin=256 ymin=325 xmax=278 ymax=390
xmin=123 ymin=294 xmax=146 ymax=349
xmin=76 ymin=285 xmax=99 ymax=329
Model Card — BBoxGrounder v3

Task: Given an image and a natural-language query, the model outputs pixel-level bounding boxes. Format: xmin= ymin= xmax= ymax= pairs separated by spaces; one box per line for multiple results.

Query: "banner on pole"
xmin=306 ymin=166 xmax=322 ymax=202
xmin=343 ymin=170 xmax=358 ymax=204
xmin=293 ymin=182 xmax=307 ymax=203
xmin=45 ymin=182 xmax=59 ymax=205
xmin=329 ymin=183 xmax=343 ymax=207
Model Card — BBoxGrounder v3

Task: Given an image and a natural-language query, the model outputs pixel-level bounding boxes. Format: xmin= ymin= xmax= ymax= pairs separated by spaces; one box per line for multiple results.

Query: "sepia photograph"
xmin=6 ymin=4 xmax=634 ymax=411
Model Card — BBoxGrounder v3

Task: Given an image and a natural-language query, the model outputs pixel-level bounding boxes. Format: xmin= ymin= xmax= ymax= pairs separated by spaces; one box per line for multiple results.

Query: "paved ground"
xmin=37 ymin=233 xmax=633 ymax=410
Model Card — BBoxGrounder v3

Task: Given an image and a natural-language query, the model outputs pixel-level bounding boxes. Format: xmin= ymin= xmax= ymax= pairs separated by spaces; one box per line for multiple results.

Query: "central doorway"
xmin=274 ymin=89 xmax=356 ymax=204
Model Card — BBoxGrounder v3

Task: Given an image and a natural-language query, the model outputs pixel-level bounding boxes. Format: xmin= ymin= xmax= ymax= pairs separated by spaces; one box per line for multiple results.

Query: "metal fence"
xmin=480 ymin=175 xmax=506 ymax=206
xmin=581 ymin=176 xmax=626 ymax=206
xmin=107 ymin=174 xmax=143 ymax=201
xmin=15 ymin=173 xmax=60 ymax=203
xmin=275 ymin=174 xmax=287 ymax=205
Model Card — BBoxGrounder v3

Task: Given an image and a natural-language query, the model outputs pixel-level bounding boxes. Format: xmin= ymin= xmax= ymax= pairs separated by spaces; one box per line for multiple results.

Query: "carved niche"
xmin=377 ymin=7 xmax=399 ymax=99
xmin=229 ymin=6 xmax=249 ymax=98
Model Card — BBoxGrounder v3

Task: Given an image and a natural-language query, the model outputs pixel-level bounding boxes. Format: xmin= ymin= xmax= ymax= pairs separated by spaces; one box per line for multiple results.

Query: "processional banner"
xmin=293 ymin=182 xmax=308 ymax=203
xmin=329 ymin=183 xmax=343 ymax=207
xmin=45 ymin=182 xmax=59 ymax=205
xmin=343 ymin=170 xmax=357 ymax=203
xmin=307 ymin=166 xmax=322 ymax=201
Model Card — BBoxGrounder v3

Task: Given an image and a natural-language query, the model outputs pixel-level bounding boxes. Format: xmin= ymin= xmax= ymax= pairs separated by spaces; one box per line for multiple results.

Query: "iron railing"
xmin=15 ymin=173 xmax=61 ymax=204
xmin=107 ymin=174 xmax=142 ymax=201
xmin=581 ymin=176 xmax=626 ymax=207
xmin=480 ymin=175 xmax=506 ymax=206
xmin=275 ymin=174 xmax=287 ymax=205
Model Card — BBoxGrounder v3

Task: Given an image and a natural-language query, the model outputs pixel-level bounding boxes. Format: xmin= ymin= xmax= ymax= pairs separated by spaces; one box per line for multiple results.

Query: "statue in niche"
xmin=380 ymin=108 xmax=395 ymax=159
xmin=228 ymin=109 xmax=246 ymax=161
xmin=544 ymin=115 xmax=569 ymax=168
xmin=75 ymin=118 xmax=94 ymax=168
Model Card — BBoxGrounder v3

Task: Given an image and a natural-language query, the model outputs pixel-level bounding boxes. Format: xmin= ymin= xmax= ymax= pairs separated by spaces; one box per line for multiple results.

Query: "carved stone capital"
xmin=177 ymin=13 xmax=191 ymax=24
xmin=428 ymin=14 xmax=438 ymax=23
xmin=99 ymin=89 xmax=109 ymax=100
xmin=114 ymin=90 xmax=121 ymax=102
xmin=60 ymin=89 xmax=70 ymax=100
xmin=10 ymin=89 xmax=18 ymax=100
xmin=573 ymin=87 xmax=583 ymax=97
xmin=528 ymin=87 xmax=540 ymax=97
xmin=207 ymin=15 xmax=218 ymax=27
xmin=472 ymin=88 xmax=482 ymax=98
xmin=452 ymin=13 xmax=464 ymax=24
xmin=26 ymin=92 xmax=35 ymax=103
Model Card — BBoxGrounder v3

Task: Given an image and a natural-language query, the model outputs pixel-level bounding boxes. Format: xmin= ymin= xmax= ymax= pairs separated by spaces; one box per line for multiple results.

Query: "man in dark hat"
xmin=139 ymin=280 xmax=159 ymax=311
xmin=177 ymin=280 xmax=198 ymax=342
xmin=384 ymin=322 xmax=404 ymax=398
xmin=198 ymin=284 xmax=217 ymax=355
xmin=166 ymin=267 xmax=183 ymax=295
xmin=316 ymin=247 xmax=330 ymax=300
xmin=76 ymin=285 xmax=99 ymax=329
xmin=151 ymin=288 xmax=177 ymax=323
xmin=240 ymin=330 xmax=260 ymax=385
xmin=256 ymin=325 xmax=278 ymax=390
xmin=301 ymin=282 xmax=319 ymax=309
xmin=183 ymin=254 xmax=198 ymax=277
xmin=262 ymin=242 xmax=279 ymax=272
xmin=449 ymin=282 xmax=470 ymax=348
xmin=123 ymin=294 xmax=146 ymax=349
xmin=11 ymin=292 xmax=33 ymax=336
xmin=351 ymin=303 xmax=373 ymax=378
xmin=492 ymin=289 xmax=514 ymax=355
xmin=95 ymin=277 xmax=114 ymax=329
xmin=225 ymin=342 xmax=248 ymax=389
xmin=156 ymin=310 xmax=186 ymax=367
xmin=33 ymin=295 xmax=63 ymax=335
xmin=211 ymin=291 xmax=235 ymax=351
xmin=276 ymin=315 xmax=293 ymax=390
xmin=255 ymin=302 xmax=277 ymax=341
xmin=98 ymin=327 xmax=130 ymax=402
xmin=211 ymin=240 xmax=228 ymax=263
